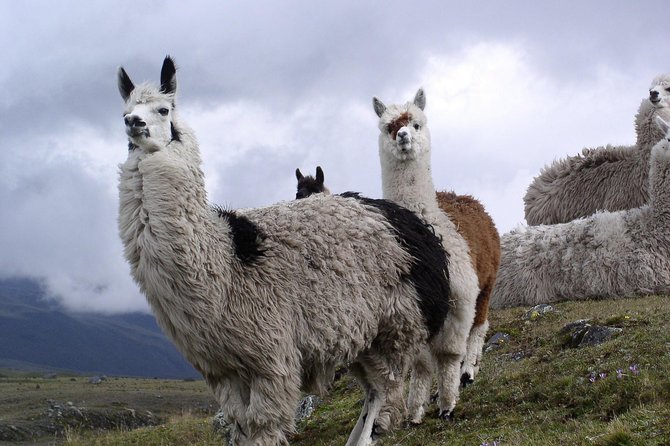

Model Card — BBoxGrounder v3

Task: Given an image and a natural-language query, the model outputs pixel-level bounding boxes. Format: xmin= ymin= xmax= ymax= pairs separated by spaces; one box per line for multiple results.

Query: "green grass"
xmin=9 ymin=294 xmax=669 ymax=445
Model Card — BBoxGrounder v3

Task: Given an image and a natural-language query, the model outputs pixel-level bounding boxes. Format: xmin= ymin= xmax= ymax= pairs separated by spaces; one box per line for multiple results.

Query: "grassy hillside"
xmin=10 ymin=295 xmax=670 ymax=445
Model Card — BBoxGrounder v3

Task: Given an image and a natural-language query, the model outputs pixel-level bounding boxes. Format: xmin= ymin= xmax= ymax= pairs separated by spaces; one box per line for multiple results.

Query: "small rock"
xmin=295 ymin=395 xmax=322 ymax=421
xmin=580 ymin=325 xmax=622 ymax=347
xmin=484 ymin=332 xmax=510 ymax=352
xmin=560 ymin=320 xmax=622 ymax=348
xmin=523 ymin=304 xmax=555 ymax=320
xmin=88 ymin=376 xmax=103 ymax=384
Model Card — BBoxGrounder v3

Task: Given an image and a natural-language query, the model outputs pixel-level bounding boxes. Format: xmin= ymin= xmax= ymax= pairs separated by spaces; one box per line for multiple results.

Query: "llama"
xmin=373 ymin=89 xmax=500 ymax=423
xmin=117 ymin=57 xmax=452 ymax=446
xmin=491 ymin=116 xmax=670 ymax=309
xmin=524 ymin=74 xmax=670 ymax=225
xmin=295 ymin=166 xmax=329 ymax=199
xmin=293 ymin=165 xmax=499 ymax=389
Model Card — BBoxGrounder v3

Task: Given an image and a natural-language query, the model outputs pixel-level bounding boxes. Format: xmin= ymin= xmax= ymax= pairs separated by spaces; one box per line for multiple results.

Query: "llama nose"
xmin=124 ymin=115 xmax=146 ymax=128
xmin=397 ymin=129 xmax=409 ymax=139
xmin=650 ymin=90 xmax=660 ymax=100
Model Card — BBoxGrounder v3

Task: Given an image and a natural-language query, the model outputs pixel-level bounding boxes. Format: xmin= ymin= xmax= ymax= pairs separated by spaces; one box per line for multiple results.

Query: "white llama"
xmin=491 ymin=115 xmax=670 ymax=308
xmin=117 ymin=57 xmax=453 ymax=446
xmin=373 ymin=89 xmax=486 ymax=424
xmin=524 ymin=74 xmax=670 ymax=225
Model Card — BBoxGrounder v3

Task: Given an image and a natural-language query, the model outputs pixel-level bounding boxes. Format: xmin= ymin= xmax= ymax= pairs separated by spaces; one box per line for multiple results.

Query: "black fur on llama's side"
xmin=214 ymin=206 xmax=266 ymax=264
xmin=340 ymin=192 xmax=450 ymax=338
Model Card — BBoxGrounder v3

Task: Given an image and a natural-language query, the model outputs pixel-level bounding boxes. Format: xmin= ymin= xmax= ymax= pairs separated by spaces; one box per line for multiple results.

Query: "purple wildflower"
xmin=599 ymin=372 xmax=607 ymax=380
xmin=616 ymin=369 xmax=624 ymax=379
xmin=589 ymin=372 xmax=597 ymax=383
xmin=629 ymin=364 xmax=640 ymax=375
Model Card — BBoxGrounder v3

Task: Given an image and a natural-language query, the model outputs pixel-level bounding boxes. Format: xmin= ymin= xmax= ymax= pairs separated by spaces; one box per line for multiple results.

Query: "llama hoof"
xmin=460 ymin=372 xmax=474 ymax=388
xmin=438 ymin=409 xmax=455 ymax=421
xmin=371 ymin=422 xmax=385 ymax=440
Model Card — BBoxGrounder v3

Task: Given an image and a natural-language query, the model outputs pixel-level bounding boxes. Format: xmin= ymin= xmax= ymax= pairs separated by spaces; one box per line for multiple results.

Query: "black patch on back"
xmin=340 ymin=192 xmax=450 ymax=338
xmin=214 ymin=206 xmax=266 ymax=264
xmin=296 ymin=176 xmax=326 ymax=199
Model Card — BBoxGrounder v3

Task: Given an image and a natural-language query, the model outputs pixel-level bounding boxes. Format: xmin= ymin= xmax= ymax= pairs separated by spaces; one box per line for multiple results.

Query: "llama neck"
xmin=118 ymin=125 xmax=235 ymax=327
xmin=649 ymin=143 xmax=670 ymax=223
xmin=636 ymin=101 xmax=668 ymax=150
xmin=380 ymin=149 xmax=439 ymax=216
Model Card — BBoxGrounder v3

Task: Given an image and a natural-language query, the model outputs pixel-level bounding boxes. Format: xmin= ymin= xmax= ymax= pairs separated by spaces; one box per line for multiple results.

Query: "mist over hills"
xmin=0 ymin=278 xmax=200 ymax=379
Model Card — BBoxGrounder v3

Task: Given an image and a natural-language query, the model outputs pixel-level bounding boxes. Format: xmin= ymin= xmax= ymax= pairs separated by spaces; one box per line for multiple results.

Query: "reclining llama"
xmin=295 ymin=166 xmax=329 ymax=199
xmin=117 ymin=57 xmax=453 ymax=446
xmin=491 ymin=116 xmax=670 ymax=308
xmin=373 ymin=89 xmax=501 ymax=424
xmin=524 ymin=74 xmax=670 ymax=225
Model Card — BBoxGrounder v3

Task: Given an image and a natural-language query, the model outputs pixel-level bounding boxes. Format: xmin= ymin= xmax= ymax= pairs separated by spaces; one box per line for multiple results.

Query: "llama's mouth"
xmin=126 ymin=127 xmax=150 ymax=138
xmin=651 ymin=98 xmax=661 ymax=105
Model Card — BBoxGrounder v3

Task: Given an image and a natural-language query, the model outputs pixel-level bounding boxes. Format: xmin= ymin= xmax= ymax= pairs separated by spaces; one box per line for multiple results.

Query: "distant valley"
xmin=0 ymin=278 xmax=200 ymax=379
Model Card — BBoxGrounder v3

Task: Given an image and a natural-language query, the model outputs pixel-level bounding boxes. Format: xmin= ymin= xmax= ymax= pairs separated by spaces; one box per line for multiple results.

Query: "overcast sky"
xmin=1 ymin=1 xmax=669 ymax=313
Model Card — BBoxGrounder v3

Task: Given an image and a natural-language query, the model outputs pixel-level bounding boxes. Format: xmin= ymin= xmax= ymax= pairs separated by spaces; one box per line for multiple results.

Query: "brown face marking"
xmin=387 ymin=112 xmax=411 ymax=139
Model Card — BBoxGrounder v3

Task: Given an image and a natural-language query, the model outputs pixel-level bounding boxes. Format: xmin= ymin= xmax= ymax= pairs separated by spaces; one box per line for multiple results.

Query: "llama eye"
xmin=413 ymin=123 xmax=421 ymax=130
xmin=158 ymin=108 xmax=170 ymax=116
xmin=665 ymin=87 xmax=670 ymax=93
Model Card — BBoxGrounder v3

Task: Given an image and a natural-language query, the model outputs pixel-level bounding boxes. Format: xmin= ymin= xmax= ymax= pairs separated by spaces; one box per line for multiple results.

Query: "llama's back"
xmin=523 ymin=144 xmax=649 ymax=225
xmin=235 ymin=193 xmax=449 ymax=384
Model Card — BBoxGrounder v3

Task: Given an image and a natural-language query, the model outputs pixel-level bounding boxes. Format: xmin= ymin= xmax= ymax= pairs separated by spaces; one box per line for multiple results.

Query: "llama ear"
xmin=373 ymin=97 xmax=386 ymax=118
xmin=316 ymin=166 xmax=324 ymax=184
xmin=414 ymin=88 xmax=426 ymax=110
xmin=117 ymin=67 xmax=135 ymax=102
xmin=160 ymin=56 xmax=177 ymax=95
xmin=295 ymin=168 xmax=304 ymax=181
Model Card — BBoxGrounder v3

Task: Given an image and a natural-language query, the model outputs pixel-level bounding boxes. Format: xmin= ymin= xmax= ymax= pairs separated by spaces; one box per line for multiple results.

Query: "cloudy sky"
xmin=1 ymin=1 xmax=669 ymax=313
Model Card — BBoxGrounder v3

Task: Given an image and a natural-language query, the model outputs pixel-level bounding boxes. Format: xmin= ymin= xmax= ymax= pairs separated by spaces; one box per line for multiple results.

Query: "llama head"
xmin=373 ymin=88 xmax=430 ymax=162
xmin=648 ymin=74 xmax=670 ymax=107
xmin=295 ymin=166 xmax=329 ymax=199
xmin=118 ymin=56 xmax=179 ymax=153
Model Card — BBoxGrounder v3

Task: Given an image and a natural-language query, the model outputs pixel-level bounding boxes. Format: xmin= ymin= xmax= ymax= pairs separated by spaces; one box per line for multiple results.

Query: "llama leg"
xmin=243 ymin=374 xmax=300 ymax=446
xmin=209 ymin=376 xmax=251 ymax=444
xmin=345 ymin=363 xmax=371 ymax=446
xmin=460 ymin=319 xmax=489 ymax=387
xmin=433 ymin=305 xmax=473 ymax=420
xmin=355 ymin=389 xmax=384 ymax=446
xmin=435 ymin=352 xmax=464 ymax=420
xmin=407 ymin=346 xmax=433 ymax=425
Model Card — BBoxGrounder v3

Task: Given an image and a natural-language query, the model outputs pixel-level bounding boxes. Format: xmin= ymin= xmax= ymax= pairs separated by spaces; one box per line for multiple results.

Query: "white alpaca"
xmin=491 ymin=115 xmax=670 ymax=308
xmin=117 ymin=57 xmax=453 ymax=446
xmin=524 ymin=74 xmax=670 ymax=225
xmin=373 ymin=89 xmax=480 ymax=424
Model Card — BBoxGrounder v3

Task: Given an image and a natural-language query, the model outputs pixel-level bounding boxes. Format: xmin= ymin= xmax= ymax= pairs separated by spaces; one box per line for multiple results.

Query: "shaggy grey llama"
xmin=524 ymin=74 xmax=670 ymax=225
xmin=491 ymin=116 xmax=670 ymax=308
xmin=373 ymin=89 xmax=483 ymax=424
xmin=117 ymin=57 xmax=452 ymax=446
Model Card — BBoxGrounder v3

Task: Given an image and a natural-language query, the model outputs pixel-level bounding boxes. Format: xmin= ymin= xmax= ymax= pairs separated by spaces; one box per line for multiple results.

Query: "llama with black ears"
xmin=373 ymin=88 xmax=500 ymax=423
xmin=295 ymin=166 xmax=329 ymax=199
xmin=117 ymin=56 xmax=451 ymax=446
